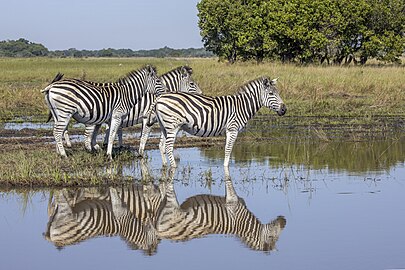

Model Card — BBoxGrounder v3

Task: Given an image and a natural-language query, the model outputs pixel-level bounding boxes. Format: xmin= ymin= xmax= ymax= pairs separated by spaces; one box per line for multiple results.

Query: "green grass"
xmin=0 ymin=57 xmax=404 ymax=187
xmin=0 ymin=145 xmax=136 ymax=187
xmin=0 ymin=57 xmax=404 ymax=121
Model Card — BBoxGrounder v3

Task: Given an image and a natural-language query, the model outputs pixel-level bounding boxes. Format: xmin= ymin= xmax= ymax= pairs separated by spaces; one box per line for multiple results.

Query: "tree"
xmin=197 ymin=0 xmax=405 ymax=64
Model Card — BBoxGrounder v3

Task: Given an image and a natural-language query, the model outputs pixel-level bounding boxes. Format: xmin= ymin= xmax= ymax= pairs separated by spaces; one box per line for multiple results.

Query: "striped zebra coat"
xmin=155 ymin=167 xmax=286 ymax=252
xmin=45 ymin=167 xmax=286 ymax=253
xmin=45 ymin=185 xmax=163 ymax=255
xmin=150 ymin=77 xmax=287 ymax=167
xmin=102 ymin=66 xmax=202 ymax=155
xmin=58 ymin=66 xmax=201 ymax=155
xmin=42 ymin=65 xmax=166 ymax=158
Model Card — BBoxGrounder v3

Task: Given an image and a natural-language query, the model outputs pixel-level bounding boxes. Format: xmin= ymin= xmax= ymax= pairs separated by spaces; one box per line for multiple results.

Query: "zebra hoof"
xmin=93 ymin=144 xmax=101 ymax=151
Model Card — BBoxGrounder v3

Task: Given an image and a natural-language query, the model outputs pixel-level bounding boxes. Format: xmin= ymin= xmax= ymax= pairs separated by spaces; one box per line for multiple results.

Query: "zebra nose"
xmin=277 ymin=103 xmax=287 ymax=116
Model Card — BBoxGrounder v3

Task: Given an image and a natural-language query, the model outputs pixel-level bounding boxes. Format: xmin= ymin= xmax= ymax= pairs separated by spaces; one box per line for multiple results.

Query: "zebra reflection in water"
xmin=45 ymin=165 xmax=286 ymax=254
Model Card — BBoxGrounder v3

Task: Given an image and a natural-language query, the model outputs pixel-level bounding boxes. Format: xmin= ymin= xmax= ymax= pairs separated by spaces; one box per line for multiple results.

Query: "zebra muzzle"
xmin=277 ymin=104 xmax=287 ymax=116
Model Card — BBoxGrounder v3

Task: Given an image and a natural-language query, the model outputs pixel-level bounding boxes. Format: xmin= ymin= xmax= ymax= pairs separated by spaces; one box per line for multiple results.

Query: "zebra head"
xmin=261 ymin=77 xmax=287 ymax=116
xmin=144 ymin=65 xmax=168 ymax=95
xmin=243 ymin=215 xmax=286 ymax=252
xmin=161 ymin=66 xmax=202 ymax=94
xmin=178 ymin=66 xmax=202 ymax=94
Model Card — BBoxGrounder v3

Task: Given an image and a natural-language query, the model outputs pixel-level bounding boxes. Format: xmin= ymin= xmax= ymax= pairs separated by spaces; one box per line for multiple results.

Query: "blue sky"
xmin=0 ymin=0 xmax=203 ymax=50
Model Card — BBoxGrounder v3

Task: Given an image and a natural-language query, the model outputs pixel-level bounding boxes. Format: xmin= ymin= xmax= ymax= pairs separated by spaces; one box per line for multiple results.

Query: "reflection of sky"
xmin=1 ymin=148 xmax=405 ymax=270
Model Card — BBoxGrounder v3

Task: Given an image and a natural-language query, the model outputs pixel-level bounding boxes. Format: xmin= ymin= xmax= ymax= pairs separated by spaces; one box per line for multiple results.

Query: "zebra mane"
xmin=161 ymin=65 xmax=193 ymax=77
xmin=116 ymin=65 xmax=157 ymax=85
xmin=236 ymin=77 xmax=268 ymax=95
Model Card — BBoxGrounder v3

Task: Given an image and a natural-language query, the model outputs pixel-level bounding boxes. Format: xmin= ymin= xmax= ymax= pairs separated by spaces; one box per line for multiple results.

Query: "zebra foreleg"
xmin=159 ymin=134 xmax=167 ymax=166
xmin=106 ymin=115 xmax=122 ymax=159
xmin=103 ymin=123 xmax=123 ymax=149
xmin=224 ymin=129 xmax=239 ymax=167
xmin=84 ymin=125 xmax=100 ymax=152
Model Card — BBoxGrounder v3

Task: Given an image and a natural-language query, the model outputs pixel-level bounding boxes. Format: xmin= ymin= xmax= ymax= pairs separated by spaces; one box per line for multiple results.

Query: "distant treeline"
xmin=0 ymin=38 xmax=214 ymax=58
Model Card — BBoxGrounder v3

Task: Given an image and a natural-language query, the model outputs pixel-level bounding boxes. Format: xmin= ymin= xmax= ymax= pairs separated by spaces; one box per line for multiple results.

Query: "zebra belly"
xmin=72 ymin=110 xmax=112 ymax=125
xmin=180 ymin=122 xmax=225 ymax=137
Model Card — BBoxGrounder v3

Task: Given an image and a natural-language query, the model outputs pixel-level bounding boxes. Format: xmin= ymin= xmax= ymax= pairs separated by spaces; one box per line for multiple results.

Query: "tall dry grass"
xmin=0 ymin=57 xmax=404 ymax=121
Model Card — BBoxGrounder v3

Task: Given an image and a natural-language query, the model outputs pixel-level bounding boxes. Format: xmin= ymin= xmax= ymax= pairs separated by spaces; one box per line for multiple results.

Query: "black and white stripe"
xmin=45 ymin=186 xmax=162 ymax=254
xmin=42 ymin=65 xmax=166 ymax=158
xmin=156 ymin=168 xmax=286 ymax=251
xmin=102 ymin=66 xmax=202 ymax=154
xmin=151 ymin=77 xmax=287 ymax=167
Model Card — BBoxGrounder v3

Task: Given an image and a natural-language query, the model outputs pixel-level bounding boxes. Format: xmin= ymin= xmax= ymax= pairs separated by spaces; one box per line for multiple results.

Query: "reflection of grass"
xmin=1 ymin=58 xmax=405 ymax=121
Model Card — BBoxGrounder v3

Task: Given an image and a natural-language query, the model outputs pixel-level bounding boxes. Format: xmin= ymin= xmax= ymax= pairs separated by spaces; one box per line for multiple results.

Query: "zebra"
xmin=101 ymin=65 xmax=202 ymax=154
xmin=45 ymin=166 xmax=286 ymax=253
xmin=156 ymin=167 xmax=287 ymax=252
xmin=58 ymin=66 xmax=201 ymax=155
xmin=45 ymin=186 xmax=161 ymax=255
xmin=41 ymin=65 xmax=166 ymax=159
xmin=149 ymin=77 xmax=287 ymax=167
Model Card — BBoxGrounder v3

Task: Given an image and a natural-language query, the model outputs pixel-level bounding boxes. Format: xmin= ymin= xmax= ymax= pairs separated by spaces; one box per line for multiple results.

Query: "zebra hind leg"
xmin=53 ymin=114 xmax=73 ymax=158
xmin=224 ymin=129 xmax=239 ymax=167
xmin=164 ymin=129 xmax=180 ymax=168
xmin=138 ymin=118 xmax=153 ymax=157
xmin=63 ymin=130 xmax=72 ymax=148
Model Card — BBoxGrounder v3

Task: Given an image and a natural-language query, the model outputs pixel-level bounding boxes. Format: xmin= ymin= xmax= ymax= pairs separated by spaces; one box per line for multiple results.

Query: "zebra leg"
xmin=138 ymin=118 xmax=153 ymax=157
xmin=90 ymin=124 xmax=101 ymax=151
xmin=53 ymin=114 xmax=72 ymax=157
xmin=84 ymin=125 xmax=94 ymax=151
xmin=84 ymin=125 xmax=100 ymax=151
xmin=106 ymin=115 xmax=122 ymax=159
xmin=224 ymin=166 xmax=238 ymax=204
xmin=164 ymin=129 xmax=180 ymax=168
xmin=63 ymin=130 xmax=72 ymax=148
xmin=109 ymin=187 xmax=127 ymax=219
xmin=103 ymin=123 xmax=123 ymax=149
xmin=224 ymin=129 xmax=239 ymax=167
xmin=159 ymin=134 xmax=167 ymax=167
xmin=117 ymin=125 xmax=123 ymax=149
xmin=102 ymin=124 xmax=110 ymax=148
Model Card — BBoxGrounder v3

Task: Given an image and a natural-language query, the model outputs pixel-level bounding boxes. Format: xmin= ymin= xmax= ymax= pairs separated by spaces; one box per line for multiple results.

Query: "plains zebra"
xmin=58 ymin=66 xmax=201 ymax=155
xmin=42 ymin=65 xmax=166 ymax=158
xmin=150 ymin=77 xmax=287 ymax=167
xmin=45 ymin=186 xmax=162 ymax=254
xmin=101 ymin=65 xmax=202 ymax=153
xmin=156 ymin=167 xmax=286 ymax=252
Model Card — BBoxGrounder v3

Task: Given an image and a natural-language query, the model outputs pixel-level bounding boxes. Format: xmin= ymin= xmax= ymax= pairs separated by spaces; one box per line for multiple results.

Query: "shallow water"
xmin=1 ymin=137 xmax=405 ymax=270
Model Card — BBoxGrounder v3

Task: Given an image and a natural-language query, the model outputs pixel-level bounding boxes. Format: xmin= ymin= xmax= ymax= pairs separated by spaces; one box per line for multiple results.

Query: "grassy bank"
xmin=0 ymin=57 xmax=404 ymax=121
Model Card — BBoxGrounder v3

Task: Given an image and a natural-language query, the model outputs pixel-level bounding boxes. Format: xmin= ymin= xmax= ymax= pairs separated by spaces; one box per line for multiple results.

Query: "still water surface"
xmin=1 ymin=138 xmax=405 ymax=270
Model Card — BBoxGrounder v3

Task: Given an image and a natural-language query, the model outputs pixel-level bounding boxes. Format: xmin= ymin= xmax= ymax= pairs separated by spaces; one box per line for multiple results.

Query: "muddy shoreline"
xmin=1 ymin=115 xmax=404 ymax=188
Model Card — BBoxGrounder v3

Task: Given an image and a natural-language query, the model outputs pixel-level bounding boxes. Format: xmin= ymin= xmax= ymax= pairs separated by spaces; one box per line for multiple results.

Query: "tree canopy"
xmin=197 ymin=0 xmax=405 ymax=64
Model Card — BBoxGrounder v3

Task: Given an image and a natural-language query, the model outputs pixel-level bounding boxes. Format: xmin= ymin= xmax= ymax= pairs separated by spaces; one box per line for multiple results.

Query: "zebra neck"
xmin=233 ymin=89 xmax=262 ymax=121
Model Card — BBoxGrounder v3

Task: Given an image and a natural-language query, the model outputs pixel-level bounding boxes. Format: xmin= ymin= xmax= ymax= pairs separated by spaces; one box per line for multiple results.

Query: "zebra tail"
xmin=41 ymin=72 xmax=64 ymax=93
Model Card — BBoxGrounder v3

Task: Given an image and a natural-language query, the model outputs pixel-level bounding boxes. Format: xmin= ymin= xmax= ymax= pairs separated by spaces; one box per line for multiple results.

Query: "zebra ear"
xmin=263 ymin=78 xmax=271 ymax=88
xmin=146 ymin=65 xmax=157 ymax=76
xmin=271 ymin=78 xmax=279 ymax=86
xmin=181 ymin=66 xmax=192 ymax=77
